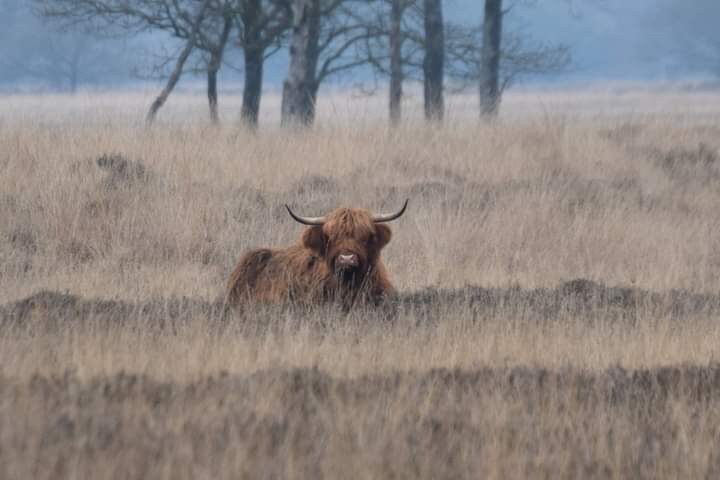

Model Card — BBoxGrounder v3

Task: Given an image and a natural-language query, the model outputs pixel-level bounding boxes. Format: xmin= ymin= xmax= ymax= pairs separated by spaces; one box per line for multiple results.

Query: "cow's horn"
xmin=285 ymin=205 xmax=326 ymax=226
xmin=372 ymin=199 xmax=409 ymax=223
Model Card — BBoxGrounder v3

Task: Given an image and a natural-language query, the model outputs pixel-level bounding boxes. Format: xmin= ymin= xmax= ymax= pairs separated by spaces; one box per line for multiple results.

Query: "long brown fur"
xmin=226 ymin=208 xmax=397 ymax=309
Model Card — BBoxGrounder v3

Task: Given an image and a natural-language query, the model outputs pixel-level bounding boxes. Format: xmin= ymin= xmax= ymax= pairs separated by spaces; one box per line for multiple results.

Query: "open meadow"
xmin=2 ymin=89 xmax=720 ymax=478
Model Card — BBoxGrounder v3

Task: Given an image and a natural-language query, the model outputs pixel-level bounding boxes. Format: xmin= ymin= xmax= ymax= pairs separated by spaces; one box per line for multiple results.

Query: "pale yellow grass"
xmin=0 ymin=91 xmax=718 ymax=381
xmin=2 ymin=91 xmax=720 ymax=303
xmin=3 ymin=313 xmax=720 ymax=381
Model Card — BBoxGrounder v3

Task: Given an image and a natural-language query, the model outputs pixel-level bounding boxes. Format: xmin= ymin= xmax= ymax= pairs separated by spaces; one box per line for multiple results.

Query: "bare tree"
xmin=423 ymin=0 xmax=444 ymax=122
xmin=445 ymin=21 xmax=569 ymax=112
xmin=357 ymin=0 xmax=425 ymax=124
xmin=361 ymin=0 xmax=569 ymax=124
xmin=388 ymin=0 xmax=411 ymax=124
xmin=357 ymin=1 xmax=420 ymax=122
xmin=360 ymin=0 xmax=568 ymax=123
xmin=146 ymin=1 xmax=212 ymax=124
xmin=38 ymin=0 xmax=233 ymax=123
xmin=479 ymin=0 xmax=502 ymax=117
xmin=281 ymin=0 xmax=321 ymax=126
xmin=197 ymin=2 xmax=234 ymax=124
xmin=237 ymin=0 xmax=291 ymax=127
xmin=179 ymin=1 xmax=237 ymax=123
xmin=282 ymin=0 xmax=378 ymax=127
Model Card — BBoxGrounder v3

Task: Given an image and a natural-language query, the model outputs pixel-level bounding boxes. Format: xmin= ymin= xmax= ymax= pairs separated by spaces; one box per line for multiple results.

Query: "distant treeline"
xmin=0 ymin=1 xmax=701 ymax=126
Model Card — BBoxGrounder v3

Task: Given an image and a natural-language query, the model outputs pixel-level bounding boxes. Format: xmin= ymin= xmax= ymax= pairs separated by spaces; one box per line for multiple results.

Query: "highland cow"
xmin=226 ymin=200 xmax=408 ymax=309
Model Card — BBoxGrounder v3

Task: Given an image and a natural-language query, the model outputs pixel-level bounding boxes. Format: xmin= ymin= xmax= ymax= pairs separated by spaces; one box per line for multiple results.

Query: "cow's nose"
xmin=337 ymin=253 xmax=359 ymax=268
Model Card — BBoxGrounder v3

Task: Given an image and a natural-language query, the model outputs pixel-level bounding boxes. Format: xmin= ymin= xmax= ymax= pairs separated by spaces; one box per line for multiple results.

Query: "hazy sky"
xmin=1 ymin=0 xmax=718 ymax=91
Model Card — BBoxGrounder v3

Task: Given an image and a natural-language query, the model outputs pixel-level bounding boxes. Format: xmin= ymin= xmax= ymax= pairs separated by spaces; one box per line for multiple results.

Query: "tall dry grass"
xmin=3 ymin=91 xmax=720 ymax=300
xmin=1 ymin=90 xmax=720 ymax=478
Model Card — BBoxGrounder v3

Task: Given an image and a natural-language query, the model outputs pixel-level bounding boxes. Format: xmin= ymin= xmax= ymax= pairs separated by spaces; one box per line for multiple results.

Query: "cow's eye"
xmin=366 ymin=234 xmax=375 ymax=244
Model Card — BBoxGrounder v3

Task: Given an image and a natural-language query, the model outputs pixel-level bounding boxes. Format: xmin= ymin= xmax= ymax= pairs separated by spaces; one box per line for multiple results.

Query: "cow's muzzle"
xmin=335 ymin=253 xmax=360 ymax=270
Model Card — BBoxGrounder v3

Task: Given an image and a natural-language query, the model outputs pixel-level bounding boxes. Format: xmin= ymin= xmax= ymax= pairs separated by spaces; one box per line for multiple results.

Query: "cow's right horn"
xmin=372 ymin=199 xmax=409 ymax=223
xmin=285 ymin=205 xmax=326 ymax=226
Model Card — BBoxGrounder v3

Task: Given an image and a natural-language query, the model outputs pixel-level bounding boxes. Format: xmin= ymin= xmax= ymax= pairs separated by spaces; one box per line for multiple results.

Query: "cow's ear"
xmin=302 ymin=226 xmax=326 ymax=253
xmin=374 ymin=225 xmax=392 ymax=249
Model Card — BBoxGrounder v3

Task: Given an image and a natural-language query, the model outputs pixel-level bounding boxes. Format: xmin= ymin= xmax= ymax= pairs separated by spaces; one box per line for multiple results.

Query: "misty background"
xmin=0 ymin=0 xmax=718 ymax=93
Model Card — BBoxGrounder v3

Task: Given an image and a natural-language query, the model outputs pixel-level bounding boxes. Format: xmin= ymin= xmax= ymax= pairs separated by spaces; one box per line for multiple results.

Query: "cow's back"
xmin=226 ymin=245 xmax=328 ymax=305
xmin=226 ymin=248 xmax=274 ymax=305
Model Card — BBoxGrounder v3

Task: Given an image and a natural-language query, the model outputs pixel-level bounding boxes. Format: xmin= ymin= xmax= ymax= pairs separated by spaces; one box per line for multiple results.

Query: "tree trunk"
xmin=146 ymin=0 xmax=211 ymax=125
xmin=241 ymin=47 xmax=264 ymax=128
xmin=146 ymin=39 xmax=195 ymax=125
xmin=207 ymin=60 xmax=219 ymax=124
xmin=281 ymin=0 xmax=321 ymax=127
xmin=479 ymin=0 xmax=502 ymax=118
xmin=423 ymin=0 xmax=444 ymax=122
xmin=206 ymin=14 xmax=233 ymax=125
xmin=239 ymin=0 xmax=263 ymax=128
xmin=389 ymin=0 xmax=404 ymax=126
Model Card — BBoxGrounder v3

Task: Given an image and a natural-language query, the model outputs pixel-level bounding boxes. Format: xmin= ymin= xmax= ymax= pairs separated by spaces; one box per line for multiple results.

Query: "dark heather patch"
xmin=7 ymin=229 xmax=37 ymax=255
xmin=56 ymin=239 xmax=96 ymax=264
xmin=96 ymin=152 xmax=152 ymax=189
xmin=652 ymin=143 xmax=720 ymax=185
xmin=393 ymin=279 xmax=720 ymax=323
xmin=3 ymin=279 xmax=720 ymax=333
xmin=0 ymin=291 xmax=229 ymax=333
xmin=2 ymin=365 xmax=720 ymax=479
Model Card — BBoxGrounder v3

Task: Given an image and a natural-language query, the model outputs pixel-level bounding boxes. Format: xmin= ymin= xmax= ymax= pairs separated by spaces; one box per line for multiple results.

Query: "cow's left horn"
xmin=285 ymin=205 xmax=327 ymax=226
xmin=372 ymin=199 xmax=409 ymax=223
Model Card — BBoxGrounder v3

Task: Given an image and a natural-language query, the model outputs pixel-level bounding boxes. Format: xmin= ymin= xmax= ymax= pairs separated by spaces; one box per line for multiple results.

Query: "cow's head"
xmin=286 ymin=200 xmax=408 ymax=285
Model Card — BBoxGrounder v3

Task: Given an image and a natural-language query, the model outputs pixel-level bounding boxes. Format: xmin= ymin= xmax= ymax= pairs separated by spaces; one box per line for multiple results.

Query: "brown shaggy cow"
xmin=226 ymin=200 xmax=408 ymax=309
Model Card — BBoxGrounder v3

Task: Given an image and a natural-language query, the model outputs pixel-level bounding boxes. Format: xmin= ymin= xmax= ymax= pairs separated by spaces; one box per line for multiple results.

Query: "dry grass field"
xmin=2 ymin=90 xmax=720 ymax=478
